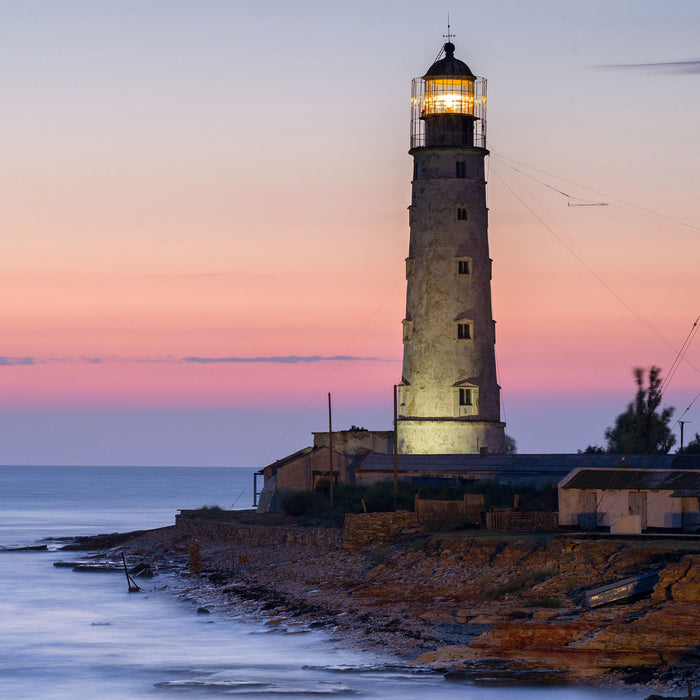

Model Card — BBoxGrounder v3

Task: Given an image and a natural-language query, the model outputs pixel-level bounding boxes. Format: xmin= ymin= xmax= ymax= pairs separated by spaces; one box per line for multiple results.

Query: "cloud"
xmin=0 ymin=354 xmax=393 ymax=368
xmin=0 ymin=356 xmax=35 ymax=366
xmin=182 ymin=355 xmax=385 ymax=364
xmin=597 ymin=59 xmax=700 ymax=74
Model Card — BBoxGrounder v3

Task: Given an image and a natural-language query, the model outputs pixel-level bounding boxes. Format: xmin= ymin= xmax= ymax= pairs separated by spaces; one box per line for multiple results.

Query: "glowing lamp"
xmin=411 ymin=42 xmax=487 ymax=149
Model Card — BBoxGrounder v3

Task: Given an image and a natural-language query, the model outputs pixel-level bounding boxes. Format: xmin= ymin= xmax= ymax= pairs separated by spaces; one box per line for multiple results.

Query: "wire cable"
xmin=260 ymin=275 xmax=404 ymax=466
xmin=491 ymin=150 xmax=700 ymax=236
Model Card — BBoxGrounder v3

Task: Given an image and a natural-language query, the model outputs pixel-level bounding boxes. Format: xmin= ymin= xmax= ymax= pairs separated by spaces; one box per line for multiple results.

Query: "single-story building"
xmin=558 ymin=465 xmax=700 ymax=533
xmin=255 ymin=429 xmax=392 ymax=513
xmin=256 ymin=435 xmax=700 ymax=514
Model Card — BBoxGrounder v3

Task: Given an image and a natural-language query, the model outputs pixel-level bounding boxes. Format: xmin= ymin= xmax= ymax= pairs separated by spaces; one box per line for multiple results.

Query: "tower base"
xmin=398 ymin=419 xmax=506 ymax=455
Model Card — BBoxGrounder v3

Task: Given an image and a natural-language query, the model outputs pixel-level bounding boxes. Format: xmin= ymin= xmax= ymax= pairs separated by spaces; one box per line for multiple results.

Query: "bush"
xmin=279 ymin=479 xmax=558 ymax=520
xmin=186 ymin=505 xmax=226 ymax=519
xmin=471 ymin=481 xmax=557 ymax=511
xmin=281 ymin=491 xmax=329 ymax=517
xmin=484 ymin=571 xmax=554 ymax=600
xmin=526 ymin=597 xmax=562 ymax=609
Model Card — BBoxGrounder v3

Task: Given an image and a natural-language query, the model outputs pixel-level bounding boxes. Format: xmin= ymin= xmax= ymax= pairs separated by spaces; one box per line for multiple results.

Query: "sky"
xmin=1 ymin=0 xmax=699 ymax=466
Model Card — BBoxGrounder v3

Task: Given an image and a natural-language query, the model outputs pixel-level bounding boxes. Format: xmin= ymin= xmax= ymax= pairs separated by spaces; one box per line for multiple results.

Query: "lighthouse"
xmin=397 ymin=41 xmax=506 ymax=455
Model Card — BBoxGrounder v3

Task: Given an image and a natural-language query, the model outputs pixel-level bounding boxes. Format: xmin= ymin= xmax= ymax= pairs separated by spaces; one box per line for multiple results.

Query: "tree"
xmin=678 ymin=433 xmax=700 ymax=454
xmin=578 ymin=445 xmax=606 ymax=454
xmin=604 ymin=366 xmax=676 ymax=454
xmin=504 ymin=434 xmax=517 ymax=454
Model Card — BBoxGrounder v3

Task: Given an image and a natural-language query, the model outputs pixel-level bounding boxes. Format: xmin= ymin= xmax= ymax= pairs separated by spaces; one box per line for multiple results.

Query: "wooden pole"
xmin=121 ymin=552 xmax=140 ymax=592
xmin=393 ymin=384 xmax=398 ymax=507
xmin=328 ymin=392 xmax=334 ymax=510
xmin=680 ymin=420 xmax=690 ymax=451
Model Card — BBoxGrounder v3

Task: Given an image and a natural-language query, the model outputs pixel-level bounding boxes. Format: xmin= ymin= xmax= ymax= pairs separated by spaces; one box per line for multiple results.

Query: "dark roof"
xmin=672 ymin=454 xmax=700 ymax=469
xmin=355 ymin=453 xmax=687 ymax=474
xmin=562 ymin=469 xmax=700 ymax=492
xmin=424 ymin=42 xmax=475 ymax=80
xmin=671 ymin=489 xmax=700 ymax=498
xmin=261 ymin=446 xmax=314 ymax=474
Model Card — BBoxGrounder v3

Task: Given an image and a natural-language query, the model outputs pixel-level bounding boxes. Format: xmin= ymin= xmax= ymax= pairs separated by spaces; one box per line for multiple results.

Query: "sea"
xmin=0 ymin=465 xmax=646 ymax=699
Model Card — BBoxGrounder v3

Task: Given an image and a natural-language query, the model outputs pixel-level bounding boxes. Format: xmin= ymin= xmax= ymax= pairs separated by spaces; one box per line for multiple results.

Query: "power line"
xmin=488 ymin=159 xmax=700 ymax=379
xmin=660 ymin=316 xmax=700 ymax=397
xmin=491 ymin=150 xmax=700 ymax=236
xmin=260 ymin=275 xmax=404 ymax=466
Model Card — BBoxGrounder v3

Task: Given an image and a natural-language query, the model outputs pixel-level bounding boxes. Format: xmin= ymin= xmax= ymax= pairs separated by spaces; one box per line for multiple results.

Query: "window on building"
xmin=457 ymin=258 xmax=471 ymax=275
xmin=402 ymin=319 xmax=414 ymax=343
xmin=454 ymin=385 xmax=478 ymax=416
xmin=405 ymin=257 xmax=415 ymax=279
xmin=457 ymin=322 xmax=472 ymax=340
xmin=457 ymin=207 xmax=468 ymax=221
xmin=456 ymin=161 xmax=466 ymax=178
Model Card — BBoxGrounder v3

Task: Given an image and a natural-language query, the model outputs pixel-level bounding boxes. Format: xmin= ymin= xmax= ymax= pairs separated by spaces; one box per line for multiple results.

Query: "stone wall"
xmin=414 ymin=493 xmax=484 ymax=526
xmin=312 ymin=429 xmax=393 ymax=456
xmin=343 ymin=511 xmax=419 ymax=549
xmin=175 ymin=516 xmax=343 ymax=549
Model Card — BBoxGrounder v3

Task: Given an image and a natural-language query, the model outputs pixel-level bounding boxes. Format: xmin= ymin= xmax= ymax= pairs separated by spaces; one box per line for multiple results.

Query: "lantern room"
xmin=411 ymin=42 xmax=487 ymax=150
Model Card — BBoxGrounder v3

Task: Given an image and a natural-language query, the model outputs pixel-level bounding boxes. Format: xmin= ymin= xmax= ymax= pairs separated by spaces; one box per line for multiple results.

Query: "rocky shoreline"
xmin=102 ymin=521 xmax=700 ymax=695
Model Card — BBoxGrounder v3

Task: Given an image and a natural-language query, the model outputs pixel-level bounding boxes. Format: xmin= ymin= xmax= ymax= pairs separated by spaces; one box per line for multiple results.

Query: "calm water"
xmin=0 ymin=466 xmax=645 ymax=699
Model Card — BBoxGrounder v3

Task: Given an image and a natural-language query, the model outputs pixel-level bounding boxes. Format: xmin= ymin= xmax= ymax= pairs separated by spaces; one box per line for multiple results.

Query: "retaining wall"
xmin=175 ymin=515 xmax=343 ymax=549
xmin=343 ymin=511 xmax=419 ymax=549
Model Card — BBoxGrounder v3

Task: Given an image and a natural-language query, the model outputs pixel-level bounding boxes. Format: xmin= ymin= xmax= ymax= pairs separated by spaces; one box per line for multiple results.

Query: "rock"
xmin=196 ymin=607 xmax=210 ymax=615
xmin=468 ymin=615 xmax=500 ymax=625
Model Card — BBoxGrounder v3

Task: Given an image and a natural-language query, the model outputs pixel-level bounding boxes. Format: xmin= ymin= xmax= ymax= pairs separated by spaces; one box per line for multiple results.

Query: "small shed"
xmin=558 ymin=467 xmax=700 ymax=533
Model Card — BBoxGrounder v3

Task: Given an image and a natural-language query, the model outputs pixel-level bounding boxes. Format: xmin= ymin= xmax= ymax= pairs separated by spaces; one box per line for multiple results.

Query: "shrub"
xmin=281 ymin=491 xmax=328 ymax=517
xmin=187 ymin=505 xmax=226 ymax=519
xmin=279 ymin=479 xmax=559 ymax=520
xmin=484 ymin=571 xmax=554 ymax=600
xmin=526 ymin=597 xmax=562 ymax=608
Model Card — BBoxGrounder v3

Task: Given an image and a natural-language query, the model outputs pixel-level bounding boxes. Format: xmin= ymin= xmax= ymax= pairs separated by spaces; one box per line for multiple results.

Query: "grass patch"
xmin=182 ymin=505 xmax=227 ymax=519
xmin=525 ymin=597 xmax=562 ymax=609
xmin=484 ymin=570 xmax=554 ymax=600
xmin=369 ymin=548 xmax=391 ymax=566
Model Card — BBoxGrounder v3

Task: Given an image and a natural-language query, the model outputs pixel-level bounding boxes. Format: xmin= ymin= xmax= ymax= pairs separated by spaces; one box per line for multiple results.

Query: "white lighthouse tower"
xmin=397 ymin=41 xmax=506 ymax=455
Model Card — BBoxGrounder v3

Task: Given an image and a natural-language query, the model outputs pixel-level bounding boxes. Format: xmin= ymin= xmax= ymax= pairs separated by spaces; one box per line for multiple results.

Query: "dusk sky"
xmin=2 ymin=0 xmax=699 ymax=467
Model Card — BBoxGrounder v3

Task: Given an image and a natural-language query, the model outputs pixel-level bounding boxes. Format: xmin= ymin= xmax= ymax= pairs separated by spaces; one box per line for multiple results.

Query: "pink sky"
xmin=1 ymin=1 xmax=699 ymax=465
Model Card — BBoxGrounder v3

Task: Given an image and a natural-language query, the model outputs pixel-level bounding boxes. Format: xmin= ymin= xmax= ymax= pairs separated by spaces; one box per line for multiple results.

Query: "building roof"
xmin=355 ymin=453 xmax=696 ymax=475
xmin=259 ymin=446 xmax=315 ymax=475
xmin=424 ymin=42 xmax=475 ymax=80
xmin=561 ymin=468 xmax=700 ymax=492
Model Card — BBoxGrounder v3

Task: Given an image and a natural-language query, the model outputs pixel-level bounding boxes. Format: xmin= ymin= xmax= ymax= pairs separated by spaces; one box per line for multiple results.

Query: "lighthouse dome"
xmin=424 ymin=42 xmax=475 ymax=80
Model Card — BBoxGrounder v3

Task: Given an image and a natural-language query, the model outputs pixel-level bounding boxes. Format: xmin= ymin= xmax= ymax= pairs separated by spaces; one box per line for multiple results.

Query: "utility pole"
xmin=680 ymin=421 xmax=691 ymax=451
xmin=393 ymin=385 xmax=398 ymax=508
xmin=328 ymin=392 xmax=334 ymax=510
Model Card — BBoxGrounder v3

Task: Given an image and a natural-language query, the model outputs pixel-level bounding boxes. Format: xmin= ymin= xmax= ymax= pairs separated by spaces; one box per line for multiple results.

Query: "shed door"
xmin=629 ymin=492 xmax=648 ymax=530
xmin=681 ymin=497 xmax=700 ymax=531
xmin=578 ymin=491 xmax=597 ymax=531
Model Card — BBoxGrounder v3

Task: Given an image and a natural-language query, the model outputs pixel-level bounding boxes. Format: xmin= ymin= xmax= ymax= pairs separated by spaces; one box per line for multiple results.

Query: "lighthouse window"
xmin=405 ymin=257 xmax=415 ymax=279
xmin=457 ymin=258 xmax=471 ymax=275
xmin=459 ymin=388 xmax=472 ymax=406
xmin=402 ymin=320 xmax=414 ymax=343
xmin=457 ymin=207 xmax=468 ymax=221
xmin=457 ymin=322 xmax=472 ymax=340
xmin=456 ymin=161 xmax=466 ymax=178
